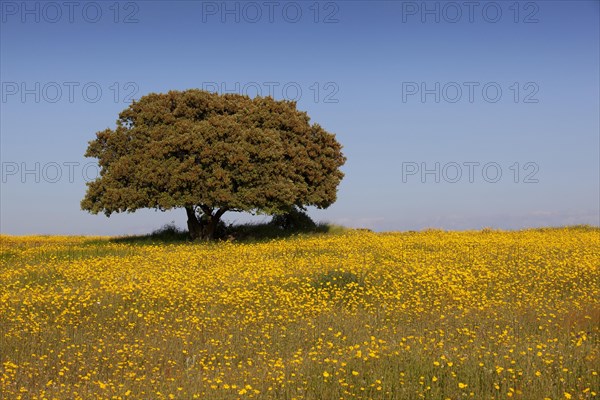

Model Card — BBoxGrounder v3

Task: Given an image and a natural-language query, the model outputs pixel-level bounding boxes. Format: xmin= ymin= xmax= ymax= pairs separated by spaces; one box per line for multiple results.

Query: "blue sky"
xmin=1 ymin=0 xmax=598 ymax=234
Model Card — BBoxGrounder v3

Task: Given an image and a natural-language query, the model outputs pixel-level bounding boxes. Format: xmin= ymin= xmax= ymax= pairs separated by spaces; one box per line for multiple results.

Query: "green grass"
xmin=103 ymin=220 xmax=351 ymax=245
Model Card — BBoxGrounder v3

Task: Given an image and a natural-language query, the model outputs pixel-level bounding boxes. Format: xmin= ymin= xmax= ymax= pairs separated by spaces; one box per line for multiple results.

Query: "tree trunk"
xmin=186 ymin=206 xmax=228 ymax=241
xmin=204 ymin=215 xmax=218 ymax=240
xmin=202 ymin=207 xmax=228 ymax=240
xmin=185 ymin=206 xmax=202 ymax=240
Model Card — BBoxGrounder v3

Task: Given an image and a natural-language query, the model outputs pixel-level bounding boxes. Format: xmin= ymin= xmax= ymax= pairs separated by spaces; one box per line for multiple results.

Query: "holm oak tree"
xmin=81 ymin=89 xmax=346 ymax=239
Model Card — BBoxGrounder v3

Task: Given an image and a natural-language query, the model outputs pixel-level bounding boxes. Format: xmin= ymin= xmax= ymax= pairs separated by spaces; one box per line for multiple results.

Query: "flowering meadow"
xmin=1 ymin=227 xmax=598 ymax=399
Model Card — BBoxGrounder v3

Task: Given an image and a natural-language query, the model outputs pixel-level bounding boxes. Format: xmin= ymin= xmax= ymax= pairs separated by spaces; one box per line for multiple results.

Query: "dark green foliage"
xmin=224 ymin=220 xmax=336 ymax=242
xmin=150 ymin=223 xmax=189 ymax=241
xmin=81 ymin=89 xmax=346 ymax=240
xmin=270 ymin=207 xmax=317 ymax=231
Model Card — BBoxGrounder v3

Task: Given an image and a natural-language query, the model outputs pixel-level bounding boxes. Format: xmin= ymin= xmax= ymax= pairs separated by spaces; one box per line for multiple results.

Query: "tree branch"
xmin=199 ymin=204 xmax=213 ymax=217
xmin=215 ymin=207 xmax=229 ymax=220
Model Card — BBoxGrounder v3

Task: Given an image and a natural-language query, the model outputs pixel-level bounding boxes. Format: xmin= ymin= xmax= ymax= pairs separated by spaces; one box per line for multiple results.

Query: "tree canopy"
xmin=81 ymin=89 xmax=346 ymax=239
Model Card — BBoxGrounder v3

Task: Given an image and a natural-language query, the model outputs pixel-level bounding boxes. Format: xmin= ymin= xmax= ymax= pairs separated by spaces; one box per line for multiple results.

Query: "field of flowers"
xmin=1 ymin=227 xmax=598 ymax=399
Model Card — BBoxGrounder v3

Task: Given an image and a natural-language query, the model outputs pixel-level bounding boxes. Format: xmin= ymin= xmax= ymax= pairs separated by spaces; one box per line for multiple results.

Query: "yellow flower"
xmin=1 ymin=229 xmax=597 ymax=399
